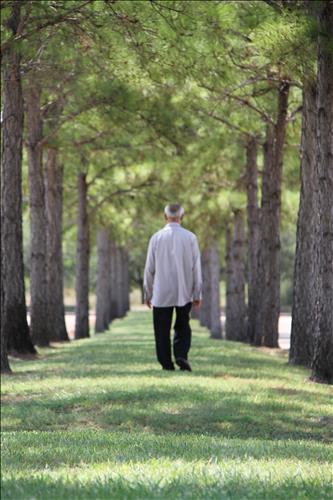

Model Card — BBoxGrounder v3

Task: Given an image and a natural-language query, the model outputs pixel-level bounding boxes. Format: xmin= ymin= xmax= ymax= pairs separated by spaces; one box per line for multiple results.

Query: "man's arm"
xmin=143 ymin=236 xmax=155 ymax=308
xmin=192 ymin=236 xmax=202 ymax=307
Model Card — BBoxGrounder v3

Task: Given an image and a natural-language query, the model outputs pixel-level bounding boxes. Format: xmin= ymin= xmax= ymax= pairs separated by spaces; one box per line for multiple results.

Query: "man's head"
xmin=164 ymin=203 xmax=184 ymax=223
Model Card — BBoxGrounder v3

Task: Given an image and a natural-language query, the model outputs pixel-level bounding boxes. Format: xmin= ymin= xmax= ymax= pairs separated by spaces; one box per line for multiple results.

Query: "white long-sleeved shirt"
xmin=144 ymin=222 xmax=202 ymax=307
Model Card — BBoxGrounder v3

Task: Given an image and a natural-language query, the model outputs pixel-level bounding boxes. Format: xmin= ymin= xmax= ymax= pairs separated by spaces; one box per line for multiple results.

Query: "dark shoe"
xmin=162 ymin=364 xmax=175 ymax=371
xmin=176 ymin=358 xmax=192 ymax=372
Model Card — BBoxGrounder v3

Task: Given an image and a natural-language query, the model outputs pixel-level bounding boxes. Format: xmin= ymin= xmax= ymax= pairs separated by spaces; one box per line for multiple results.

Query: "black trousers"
xmin=152 ymin=302 xmax=192 ymax=368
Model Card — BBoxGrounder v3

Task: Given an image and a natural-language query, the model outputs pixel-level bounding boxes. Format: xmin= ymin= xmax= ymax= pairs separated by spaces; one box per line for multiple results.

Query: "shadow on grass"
xmin=2 ymin=429 xmax=333 ymax=470
xmin=2 ymin=313 xmax=333 ymax=444
xmin=2 ymin=377 xmax=332 ymax=442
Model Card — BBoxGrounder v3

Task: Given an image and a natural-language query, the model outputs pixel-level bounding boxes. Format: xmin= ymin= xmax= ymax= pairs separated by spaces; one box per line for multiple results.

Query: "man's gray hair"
xmin=164 ymin=203 xmax=184 ymax=218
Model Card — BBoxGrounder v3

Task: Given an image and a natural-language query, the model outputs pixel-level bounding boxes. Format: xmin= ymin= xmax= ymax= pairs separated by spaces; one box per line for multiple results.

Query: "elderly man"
xmin=144 ymin=203 xmax=202 ymax=371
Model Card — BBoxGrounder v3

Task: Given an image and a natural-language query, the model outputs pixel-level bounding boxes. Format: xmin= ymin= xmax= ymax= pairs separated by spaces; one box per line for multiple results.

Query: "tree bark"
xmin=225 ymin=225 xmax=232 ymax=339
xmin=290 ymin=82 xmax=318 ymax=366
xmin=140 ymin=281 xmax=145 ymax=305
xmin=26 ymin=71 xmax=49 ymax=347
xmin=199 ymin=248 xmax=211 ymax=330
xmin=109 ymin=241 xmax=118 ymax=321
xmin=45 ymin=148 xmax=69 ymax=342
xmin=199 ymin=244 xmax=221 ymax=337
xmin=245 ymin=137 xmax=260 ymax=343
xmin=1 ymin=2 xmax=36 ymax=365
xmin=116 ymin=246 xmax=125 ymax=318
xmin=74 ymin=172 xmax=90 ymax=339
xmin=122 ymin=249 xmax=130 ymax=314
xmin=126 ymin=251 xmax=130 ymax=313
xmin=254 ymin=125 xmax=273 ymax=346
xmin=209 ymin=243 xmax=222 ymax=339
xmin=95 ymin=228 xmax=111 ymax=333
xmin=0 ymin=274 xmax=11 ymax=372
xmin=311 ymin=2 xmax=333 ymax=384
xmin=255 ymin=82 xmax=290 ymax=347
xmin=225 ymin=213 xmax=247 ymax=341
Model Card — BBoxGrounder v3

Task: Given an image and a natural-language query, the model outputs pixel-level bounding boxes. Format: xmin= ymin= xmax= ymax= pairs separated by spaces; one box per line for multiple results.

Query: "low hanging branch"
xmin=1 ymin=0 xmax=93 ymax=54
xmin=194 ymin=106 xmax=255 ymax=138
xmin=88 ymin=179 xmax=156 ymax=216
xmin=227 ymin=94 xmax=273 ymax=124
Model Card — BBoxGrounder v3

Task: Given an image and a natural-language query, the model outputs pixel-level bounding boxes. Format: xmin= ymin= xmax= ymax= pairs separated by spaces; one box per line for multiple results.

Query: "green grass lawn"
xmin=1 ymin=312 xmax=333 ymax=499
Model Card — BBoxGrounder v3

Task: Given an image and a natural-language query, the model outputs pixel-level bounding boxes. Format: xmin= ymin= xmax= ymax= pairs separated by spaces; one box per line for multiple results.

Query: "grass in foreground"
xmin=1 ymin=311 xmax=333 ymax=499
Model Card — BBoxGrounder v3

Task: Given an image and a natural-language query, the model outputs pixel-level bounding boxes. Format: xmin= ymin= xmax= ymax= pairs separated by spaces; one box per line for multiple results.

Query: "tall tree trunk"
xmin=226 ymin=213 xmax=247 ymax=341
xmin=140 ymin=281 xmax=145 ymax=305
xmin=109 ymin=241 xmax=118 ymax=321
xmin=74 ymin=172 xmax=90 ymax=339
xmin=199 ymin=248 xmax=211 ymax=330
xmin=199 ymin=244 xmax=221 ymax=337
xmin=45 ymin=148 xmax=69 ymax=342
xmin=290 ymin=82 xmax=318 ymax=366
xmin=255 ymin=82 xmax=290 ymax=347
xmin=26 ymin=72 xmax=49 ymax=347
xmin=311 ymin=2 xmax=333 ymax=384
xmin=254 ymin=125 xmax=273 ymax=346
xmin=245 ymin=137 xmax=260 ymax=343
xmin=95 ymin=228 xmax=111 ymax=333
xmin=225 ymin=225 xmax=232 ymax=340
xmin=209 ymin=243 xmax=222 ymax=339
xmin=123 ymin=249 xmax=130 ymax=314
xmin=1 ymin=2 xmax=36 ymax=364
xmin=0 ymin=272 xmax=10 ymax=372
xmin=116 ymin=246 xmax=125 ymax=318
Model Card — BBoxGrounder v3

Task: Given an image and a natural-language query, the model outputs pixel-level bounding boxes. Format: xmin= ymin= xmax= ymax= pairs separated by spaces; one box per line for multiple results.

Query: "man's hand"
xmin=193 ymin=300 xmax=202 ymax=309
xmin=145 ymin=300 xmax=152 ymax=309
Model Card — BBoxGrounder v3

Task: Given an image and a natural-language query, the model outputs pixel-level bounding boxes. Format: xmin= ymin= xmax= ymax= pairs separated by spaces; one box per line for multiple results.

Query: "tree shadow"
xmin=3 ymin=429 xmax=332 ymax=470
xmin=3 ymin=312 xmax=332 ymax=448
xmin=2 ymin=380 xmax=332 ymax=443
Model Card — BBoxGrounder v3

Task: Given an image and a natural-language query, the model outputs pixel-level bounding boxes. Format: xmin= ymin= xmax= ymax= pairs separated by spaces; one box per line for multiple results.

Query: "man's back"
xmin=144 ymin=203 xmax=202 ymax=372
xmin=144 ymin=222 xmax=202 ymax=307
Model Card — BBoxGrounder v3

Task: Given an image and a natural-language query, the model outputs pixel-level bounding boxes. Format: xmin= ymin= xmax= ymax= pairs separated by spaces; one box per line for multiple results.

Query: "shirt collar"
xmin=165 ymin=222 xmax=181 ymax=227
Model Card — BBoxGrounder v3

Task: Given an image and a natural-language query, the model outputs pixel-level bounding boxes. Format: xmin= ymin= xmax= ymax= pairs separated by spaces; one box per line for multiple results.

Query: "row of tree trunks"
xmin=289 ymin=82 xmax=318 ymax=366
xmin=254 ymin=82 xmax=290 ymax=348
xmin=311 ymin=2 xmax=333 ymax=383
xmin=95 ymin=234 xmax=131 ymax=333
xmin=199 ymin=243 xmax=222 ymax=339
xmin=225 ymin=212 xmax=247 ymax=342
xmin=74 ymin=169 xmax=131 ymax=338
xmin=26 ymin=79 xmax=69 ymax=347
xmin=75 ymin=172 xmax=90 ymax=339
xmin=1 ymin=2 xmax=36 ymax=371
xmin=45 ymin=149 xmax=69 ymax=342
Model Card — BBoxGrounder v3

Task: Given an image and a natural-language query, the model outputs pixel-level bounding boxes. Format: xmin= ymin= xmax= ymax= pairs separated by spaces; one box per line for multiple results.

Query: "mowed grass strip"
xmin=1 ymin=311 xmax=333 ymax=499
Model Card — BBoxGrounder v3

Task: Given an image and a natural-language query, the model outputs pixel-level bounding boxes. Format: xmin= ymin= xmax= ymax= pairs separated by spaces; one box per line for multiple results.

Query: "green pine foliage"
xmin=2 ymin=0 xmax=311 ymax=301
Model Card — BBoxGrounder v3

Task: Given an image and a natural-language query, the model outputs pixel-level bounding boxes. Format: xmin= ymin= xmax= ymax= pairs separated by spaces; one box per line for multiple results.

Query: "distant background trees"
xmin=1 ymin=0 xmax=332 ymax=383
